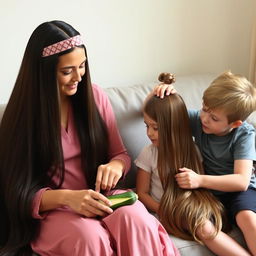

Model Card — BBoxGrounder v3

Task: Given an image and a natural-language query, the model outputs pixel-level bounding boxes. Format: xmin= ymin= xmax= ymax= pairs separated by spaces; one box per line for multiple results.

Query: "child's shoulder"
xmin=135 ymin=144 xmax=158 ymax=169
xmin=238 ymin=121 xmax=255 ymax=134
xmin=137 ymin=144 xmax=158 ymax=160
xmin=141 ymin=144 xmax=158 ymax=154
xmin=233 ymin=121 xmax=255 ymax=142
xmin=188 ymin=109 xmax=200 ymax=119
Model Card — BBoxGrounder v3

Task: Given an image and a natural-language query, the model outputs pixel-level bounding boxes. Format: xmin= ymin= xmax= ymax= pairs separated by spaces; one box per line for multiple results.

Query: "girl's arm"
xmin=176 ymin=159 xmax=252 ymax=192
xmin=136 ymin=169 xmax=160 ymax=213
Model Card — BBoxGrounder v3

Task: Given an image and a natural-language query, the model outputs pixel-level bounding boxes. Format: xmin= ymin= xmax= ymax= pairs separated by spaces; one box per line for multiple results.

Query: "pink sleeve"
xmin=92 ymin=84 xmax=131 ymax=176
xmin=32 ymin=187 xmax=51 ymax=219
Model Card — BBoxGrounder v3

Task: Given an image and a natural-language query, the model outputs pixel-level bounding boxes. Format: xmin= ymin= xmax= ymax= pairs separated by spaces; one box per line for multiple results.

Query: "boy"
xmin=155 ymin=71 xmax=256 ymax=255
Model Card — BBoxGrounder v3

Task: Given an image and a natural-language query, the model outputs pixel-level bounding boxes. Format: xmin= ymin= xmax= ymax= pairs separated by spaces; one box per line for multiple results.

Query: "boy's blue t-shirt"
xmin=189 ymin=109 xmax=256 ymax=192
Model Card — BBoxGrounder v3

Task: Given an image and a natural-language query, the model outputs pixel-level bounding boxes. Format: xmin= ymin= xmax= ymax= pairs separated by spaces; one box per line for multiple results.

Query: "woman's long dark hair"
xmin=0 ymin=21 xmax=108 ymax=255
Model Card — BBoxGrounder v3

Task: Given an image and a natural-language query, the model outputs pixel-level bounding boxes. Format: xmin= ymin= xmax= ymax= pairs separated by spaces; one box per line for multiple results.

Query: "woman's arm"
xmin=136 ymin=169 xmax=159 ymax=213
xmin=95 ymin=159 xmax=124 ymax=192
xmin=93 ymin=84 xmax=131 ymax=169
xmin=92 ymin=84 xmax=131 ymax=191
xmin=39 ymin=189 xmax=113 ymax=217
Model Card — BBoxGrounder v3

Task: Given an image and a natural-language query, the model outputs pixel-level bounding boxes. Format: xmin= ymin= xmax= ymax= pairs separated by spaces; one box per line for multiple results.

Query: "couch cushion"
xmin=170 ymin=227 xmax=246 ymax=256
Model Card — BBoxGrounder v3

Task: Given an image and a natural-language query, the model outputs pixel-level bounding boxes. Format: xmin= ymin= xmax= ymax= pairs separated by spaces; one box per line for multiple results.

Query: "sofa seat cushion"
xmin=170 ymin=227 xmax=246 ymax=256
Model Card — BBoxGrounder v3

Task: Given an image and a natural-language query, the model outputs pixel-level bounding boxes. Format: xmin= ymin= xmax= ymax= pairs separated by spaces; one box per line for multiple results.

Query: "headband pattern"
xmin=42 ymin=35 xmax=83 ymax=57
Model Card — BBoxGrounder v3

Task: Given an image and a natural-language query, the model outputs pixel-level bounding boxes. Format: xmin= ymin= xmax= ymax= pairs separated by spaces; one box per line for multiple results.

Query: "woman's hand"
xmin=175 ymin=167 xmax=202 ymax=189
xmin=66 ymin=189 xmax=113 ymax=218
xmin=95 ymin=160 xmax=124 ymax=192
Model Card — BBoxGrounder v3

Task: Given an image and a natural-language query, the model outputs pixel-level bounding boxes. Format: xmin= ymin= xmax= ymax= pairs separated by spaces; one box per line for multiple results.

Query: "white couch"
xmin=0 ymin=74 xmax=251 ymax=255
xmin=104 ymin=73 xmax=250 ymax=255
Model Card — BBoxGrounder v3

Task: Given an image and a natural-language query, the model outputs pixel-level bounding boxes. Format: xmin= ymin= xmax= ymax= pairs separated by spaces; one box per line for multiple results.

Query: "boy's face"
xmin=200 ymin=103 xmax=235 ymax=136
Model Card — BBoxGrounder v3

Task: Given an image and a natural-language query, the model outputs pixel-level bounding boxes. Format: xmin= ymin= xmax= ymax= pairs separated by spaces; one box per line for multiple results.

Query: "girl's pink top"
xmin=32 ymin=84 xmax=131 ymax=219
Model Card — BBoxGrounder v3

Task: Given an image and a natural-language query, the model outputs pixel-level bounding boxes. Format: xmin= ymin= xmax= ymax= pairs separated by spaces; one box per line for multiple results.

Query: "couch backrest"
xmin=105 ymin=83 xmax=155 ymax=186
xmin=105 ymin=74 xmax=256 ymax=187
xmin=1 ymin=74 xmax=256 ymax=188
xmin=104 ymin=74 xmax=215 ymax=187
xmin=0 ymin=104 xmax=5 ymax=122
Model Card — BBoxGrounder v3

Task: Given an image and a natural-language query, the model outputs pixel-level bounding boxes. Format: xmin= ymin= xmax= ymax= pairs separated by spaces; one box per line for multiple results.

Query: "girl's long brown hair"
xmin=144 ymin=73 xmax=224 ymax=243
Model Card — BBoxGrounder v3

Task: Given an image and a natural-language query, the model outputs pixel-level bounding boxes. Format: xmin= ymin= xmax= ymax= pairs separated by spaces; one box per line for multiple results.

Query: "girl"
xmin=135 ymin=73 xmax=251 ymax=256
xmin=0 ymin=22 xmax=179 ymax=256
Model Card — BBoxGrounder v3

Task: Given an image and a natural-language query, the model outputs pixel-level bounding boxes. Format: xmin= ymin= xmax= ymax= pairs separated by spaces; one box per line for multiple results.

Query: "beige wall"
xmin=0 ymin=0 xmax=255 ymax=103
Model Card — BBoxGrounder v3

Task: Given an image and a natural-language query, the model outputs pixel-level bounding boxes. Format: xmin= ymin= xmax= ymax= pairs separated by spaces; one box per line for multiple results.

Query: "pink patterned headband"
xmin=42 ymin=35 xmax=83 ymax=57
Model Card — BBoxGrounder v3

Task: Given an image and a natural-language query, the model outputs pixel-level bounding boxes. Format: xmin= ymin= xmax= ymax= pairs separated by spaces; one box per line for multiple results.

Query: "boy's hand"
xmin=175 ymin=167 xmax=201 ymax=189
xmin=153 ymin=83 xmax=176 ymax=99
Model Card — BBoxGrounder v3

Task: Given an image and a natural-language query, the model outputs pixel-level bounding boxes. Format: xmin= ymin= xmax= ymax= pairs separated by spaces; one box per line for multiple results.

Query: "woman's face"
xmin=56 ymin=47 xmax=86 ymax=100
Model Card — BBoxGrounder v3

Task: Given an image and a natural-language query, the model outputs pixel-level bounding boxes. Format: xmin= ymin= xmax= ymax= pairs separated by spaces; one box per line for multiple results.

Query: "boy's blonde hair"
xmin=203 ymin=71 xmax=256 ymax=123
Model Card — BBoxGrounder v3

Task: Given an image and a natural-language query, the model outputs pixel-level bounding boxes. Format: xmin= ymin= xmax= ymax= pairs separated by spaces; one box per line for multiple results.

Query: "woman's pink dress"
xmin=31 ymin=85 xmax=180 ymax=256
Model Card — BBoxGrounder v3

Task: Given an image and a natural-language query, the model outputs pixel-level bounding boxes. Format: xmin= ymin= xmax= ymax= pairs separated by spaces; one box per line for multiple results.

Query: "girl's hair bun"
xmin=158 ymin=73 xmax=176 ymax=84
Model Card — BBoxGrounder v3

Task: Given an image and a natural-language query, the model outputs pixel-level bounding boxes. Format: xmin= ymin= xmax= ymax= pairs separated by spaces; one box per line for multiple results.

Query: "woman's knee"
xmin=33 ymin=211 xmax=113 ymax=255
xmin=102 ymin=200 xmax=158 ymax=237
xmin=114 ymin=201 xmax=155 ymax=226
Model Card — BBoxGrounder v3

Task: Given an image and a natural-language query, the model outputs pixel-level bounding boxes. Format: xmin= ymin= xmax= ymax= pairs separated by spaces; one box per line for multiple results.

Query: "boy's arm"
xmin=176 ymin=159 xmax=252 ymax=192
xmin=201 ymin=159 xmax=252 ymax=191
xmin=136 ymin=169 xmax=160 ymax=213
xmin=152 ymin=83 xmax=176 ymax=98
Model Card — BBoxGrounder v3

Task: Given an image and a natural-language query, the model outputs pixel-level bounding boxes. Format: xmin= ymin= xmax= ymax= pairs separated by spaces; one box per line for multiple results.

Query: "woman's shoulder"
xmin=91 ymin=83 xmax=109 ymax=107
xmin=92 ymin=83 xmax=102 ymax=91
xmin=92 ymin=83 xmax=105 ymax=97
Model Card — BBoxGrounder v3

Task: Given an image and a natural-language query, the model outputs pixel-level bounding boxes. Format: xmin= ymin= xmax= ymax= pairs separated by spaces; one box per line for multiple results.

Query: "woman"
xmin=0 ymin=21 xmax=179 ymax=256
